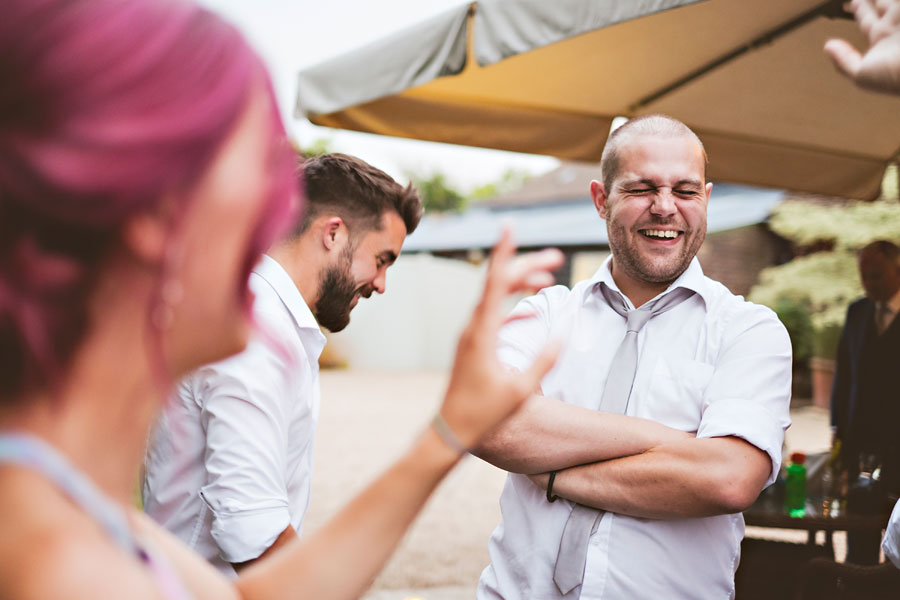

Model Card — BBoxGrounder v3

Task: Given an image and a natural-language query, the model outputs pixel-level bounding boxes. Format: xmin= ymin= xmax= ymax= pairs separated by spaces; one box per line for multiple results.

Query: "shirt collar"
xmin=252 ymin=254 xmax=320 ymax=332
xmin=884 ymin=286 xmax=900 ymax=316
xmin=583 ymin=255 xmax=711 ymax=310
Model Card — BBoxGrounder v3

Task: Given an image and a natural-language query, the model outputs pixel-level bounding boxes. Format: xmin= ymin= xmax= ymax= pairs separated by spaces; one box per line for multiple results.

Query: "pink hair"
xmin=0 ymin=0 xmax=299 ymax=400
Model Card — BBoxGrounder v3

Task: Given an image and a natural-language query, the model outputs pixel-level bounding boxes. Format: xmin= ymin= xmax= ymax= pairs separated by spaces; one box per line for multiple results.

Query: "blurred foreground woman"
xmin=0 ymin=1 xmax=561 ymax=598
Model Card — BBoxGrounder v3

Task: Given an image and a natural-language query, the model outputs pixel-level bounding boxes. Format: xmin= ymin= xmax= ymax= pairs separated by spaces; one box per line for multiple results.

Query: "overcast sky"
xmin=199 ymin=0 xmax=558 ymax=191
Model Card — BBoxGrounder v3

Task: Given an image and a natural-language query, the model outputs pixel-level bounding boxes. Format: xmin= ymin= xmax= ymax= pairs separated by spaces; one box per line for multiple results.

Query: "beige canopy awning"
xmin=296 ymin=0 xmax=900 ymax=200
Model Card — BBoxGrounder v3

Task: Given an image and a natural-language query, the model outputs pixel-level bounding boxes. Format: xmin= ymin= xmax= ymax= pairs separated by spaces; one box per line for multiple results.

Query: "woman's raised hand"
xmin=825 ymin=0 xmax=900 ymax=94
xmin=438 ymin=228 xmax=563 ymax=451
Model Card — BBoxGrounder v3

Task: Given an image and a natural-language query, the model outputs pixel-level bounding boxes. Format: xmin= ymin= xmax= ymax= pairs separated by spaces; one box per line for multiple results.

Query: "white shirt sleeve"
xmin=194 ymin=329 xmax=305 ymax=564
xmin=496 ymin=287 xmax=559 ymax=372
xmin=696 ymin=304 xmax=793 ymax=486
xmin=884 ymin=498 xmax=900 ymax=569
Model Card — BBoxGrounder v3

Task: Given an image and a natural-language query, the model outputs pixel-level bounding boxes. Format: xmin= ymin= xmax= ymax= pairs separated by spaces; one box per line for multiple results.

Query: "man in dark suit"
xmin=825 ymin=0 xmax=900 ymax=570
xmin=832 ymin=240 xmax=900 ymax=562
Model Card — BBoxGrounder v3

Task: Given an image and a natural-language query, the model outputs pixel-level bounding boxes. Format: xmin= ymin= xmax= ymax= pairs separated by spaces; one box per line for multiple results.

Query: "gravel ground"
xmin=305 ymin=369 xmax=836 ymax=600
xmin=305 ymin=370 xmax=500 ymax=600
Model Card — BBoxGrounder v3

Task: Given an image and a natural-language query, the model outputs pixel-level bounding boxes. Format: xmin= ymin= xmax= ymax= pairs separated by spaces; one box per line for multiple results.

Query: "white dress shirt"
xmin=884 ymin=498 xmax=900 ymax=569
xmin=143 ymin=255 xmax=326 ymax=577
xmin=477 ymin=257 xmax=792 ymax=600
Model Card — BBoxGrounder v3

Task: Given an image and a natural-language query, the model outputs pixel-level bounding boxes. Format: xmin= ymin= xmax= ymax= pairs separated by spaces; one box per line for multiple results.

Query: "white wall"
xmin=325 ymin=254 xmax=486 ymax=370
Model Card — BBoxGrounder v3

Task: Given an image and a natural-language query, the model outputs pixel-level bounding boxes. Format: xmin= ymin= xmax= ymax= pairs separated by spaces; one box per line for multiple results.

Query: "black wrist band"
xmin=547 ymin=471 xmax=559 ymax=502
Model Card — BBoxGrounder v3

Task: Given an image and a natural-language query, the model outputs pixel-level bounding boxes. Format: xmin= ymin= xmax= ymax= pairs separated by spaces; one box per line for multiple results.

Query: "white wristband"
xmin=431 ymin=413 xmax=468 ymax=456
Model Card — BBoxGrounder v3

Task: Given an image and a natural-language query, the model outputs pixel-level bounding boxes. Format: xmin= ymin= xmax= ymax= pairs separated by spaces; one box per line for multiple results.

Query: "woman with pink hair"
xmin=0 ymin=0 xmax=561 ymax=598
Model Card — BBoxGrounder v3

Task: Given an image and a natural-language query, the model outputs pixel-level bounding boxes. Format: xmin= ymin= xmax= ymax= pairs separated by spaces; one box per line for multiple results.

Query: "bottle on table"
xmin=784 ymin=451 xmax=807 ymax=518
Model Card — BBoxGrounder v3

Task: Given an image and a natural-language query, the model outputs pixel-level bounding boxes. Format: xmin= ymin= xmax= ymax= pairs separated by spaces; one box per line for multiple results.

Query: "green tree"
xmin=748 ymin=197 xmax=900 ymax=359
xmin=468 ymin=168 xmax=533 ymax=202
xmin=767 ymin=198 xmax=900 ymax=249
xmin=769 ymin=296 xmax=814 ymax=363
xmin=409 ymin=172 xmax=466 ymax=213
xmin=749 ymin=251 xmax=863 ymax=325
xmin=295 ymin=137 xmax=333 ymax=158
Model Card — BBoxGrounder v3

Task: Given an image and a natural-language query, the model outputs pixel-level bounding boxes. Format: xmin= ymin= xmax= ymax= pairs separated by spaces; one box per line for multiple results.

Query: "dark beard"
xmin=314 ymin=263 xmax=358 ymax=332
xmin=607 ymin=216 xmax=705 ymax=286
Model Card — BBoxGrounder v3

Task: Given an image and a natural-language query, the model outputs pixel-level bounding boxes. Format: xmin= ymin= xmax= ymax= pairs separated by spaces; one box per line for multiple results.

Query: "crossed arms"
xmin=474 ymin=397 xmax=772 ymax=519
xmin=474 ymin=306 xmax=792 ymax=520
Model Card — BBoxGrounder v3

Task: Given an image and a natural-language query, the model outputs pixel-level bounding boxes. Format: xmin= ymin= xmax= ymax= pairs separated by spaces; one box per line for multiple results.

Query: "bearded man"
xmin=474 ymin=115 xmax=792 ymax=599
xmin=143 ymin=153 xmax=422 ymax=576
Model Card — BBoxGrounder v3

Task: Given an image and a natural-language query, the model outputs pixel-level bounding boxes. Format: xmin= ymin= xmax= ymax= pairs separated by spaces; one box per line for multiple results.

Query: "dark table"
xmin=743 ymin=492 xmax=892 ymax=558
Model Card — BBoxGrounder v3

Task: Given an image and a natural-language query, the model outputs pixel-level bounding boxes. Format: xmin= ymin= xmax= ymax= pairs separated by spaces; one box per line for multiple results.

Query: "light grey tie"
xmin=552 ymin=284 xmax=694 ymax=595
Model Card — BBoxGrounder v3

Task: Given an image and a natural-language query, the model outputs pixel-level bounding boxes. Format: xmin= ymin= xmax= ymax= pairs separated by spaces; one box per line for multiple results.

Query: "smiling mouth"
xmin=640 ymin=229 xmax=683 ymax=240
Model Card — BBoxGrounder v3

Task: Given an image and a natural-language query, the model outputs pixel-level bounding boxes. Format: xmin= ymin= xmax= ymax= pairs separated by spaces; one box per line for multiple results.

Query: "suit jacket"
xmin=831 ymin=297 xmax=900 ymax=487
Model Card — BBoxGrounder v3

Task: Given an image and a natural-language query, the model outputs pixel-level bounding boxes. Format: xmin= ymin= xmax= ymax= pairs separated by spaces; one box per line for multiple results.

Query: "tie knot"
xmin=598 ymin=282 xmax=695 ymax=329
xmin=625 ymin=308 xmax=654 ymax=332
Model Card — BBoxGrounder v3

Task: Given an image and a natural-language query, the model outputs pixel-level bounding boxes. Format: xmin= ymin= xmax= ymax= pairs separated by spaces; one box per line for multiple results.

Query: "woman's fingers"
xmin=520 ymin=339 xmax=561 ymax=396
xmin=824 ymin=38 xmax=863 ymax=79
xmin=503 ymin=311 xmax=539 ymax=326
xmin=505 ymin=249 xmax=565 ymax=294
xmin=854 ymin=0 xmax=881 ymax=34
xmin=475 ymin=229 xmax=562 ymax=333
xmin=480 ymin=227 xmax=517 ymax=311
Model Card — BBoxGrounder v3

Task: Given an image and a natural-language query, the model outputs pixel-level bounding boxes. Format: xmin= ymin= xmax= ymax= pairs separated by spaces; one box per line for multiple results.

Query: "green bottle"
xmin=784 ymin=452 xmax=807 ymax=517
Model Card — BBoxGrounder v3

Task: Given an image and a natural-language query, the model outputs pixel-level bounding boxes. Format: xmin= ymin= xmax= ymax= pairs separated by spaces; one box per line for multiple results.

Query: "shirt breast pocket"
xmin=637 ymin=357 xmax=715 ymax=431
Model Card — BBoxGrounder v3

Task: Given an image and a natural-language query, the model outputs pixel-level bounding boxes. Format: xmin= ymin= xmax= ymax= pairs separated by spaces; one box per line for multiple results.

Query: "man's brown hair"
xmin=295 ymin=153 xmax=423 ymax=239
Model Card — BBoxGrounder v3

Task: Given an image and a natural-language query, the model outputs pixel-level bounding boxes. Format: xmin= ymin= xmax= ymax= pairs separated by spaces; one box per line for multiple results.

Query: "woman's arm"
xmin=235 ymin=230 xmax=563 ymax=600
xmin=236 ymin=428 xmax=460 ymax=599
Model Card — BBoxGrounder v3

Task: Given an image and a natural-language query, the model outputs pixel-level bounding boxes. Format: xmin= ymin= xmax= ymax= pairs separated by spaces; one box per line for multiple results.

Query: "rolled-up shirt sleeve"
xmin=195 ymin=331 xmax=302 ymax=564
xmin=696 ymin=304 xmax=793 ymax=486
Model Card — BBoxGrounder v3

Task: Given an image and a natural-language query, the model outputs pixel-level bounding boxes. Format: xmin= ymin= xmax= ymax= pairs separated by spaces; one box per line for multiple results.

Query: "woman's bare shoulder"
xmin=0 ymin=468 xmax=162 ymax=599
xmin=0 ymin=469 xmax=239 ymax=600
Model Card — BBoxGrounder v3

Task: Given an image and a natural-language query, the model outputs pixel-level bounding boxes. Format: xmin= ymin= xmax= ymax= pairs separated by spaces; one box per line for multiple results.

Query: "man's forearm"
xmin=473 ymin=394 xmax=691 ymax=474
xmin=534 ymin=436 xmax=771 ymax=519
